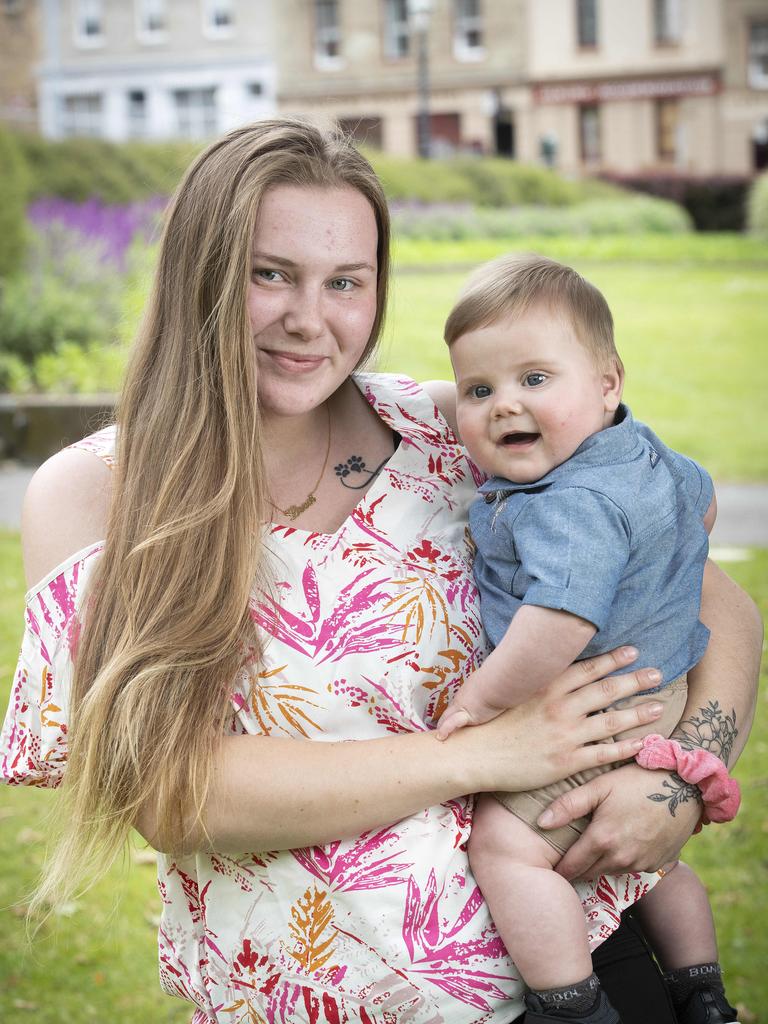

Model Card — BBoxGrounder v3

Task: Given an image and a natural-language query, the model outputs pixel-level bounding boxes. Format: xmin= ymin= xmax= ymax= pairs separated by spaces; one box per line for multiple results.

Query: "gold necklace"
xmin=271 ymin=405 xmax=332 ymax=521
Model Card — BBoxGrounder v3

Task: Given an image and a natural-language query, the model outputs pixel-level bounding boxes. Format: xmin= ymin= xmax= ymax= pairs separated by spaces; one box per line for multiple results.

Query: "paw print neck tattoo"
xmin=334 ymin=453 xmax=389 ymax=490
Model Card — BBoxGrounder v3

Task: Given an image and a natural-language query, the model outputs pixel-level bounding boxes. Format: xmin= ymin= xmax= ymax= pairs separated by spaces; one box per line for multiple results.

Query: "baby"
xmin=439 ymin=253 xmax=739 ymax=1024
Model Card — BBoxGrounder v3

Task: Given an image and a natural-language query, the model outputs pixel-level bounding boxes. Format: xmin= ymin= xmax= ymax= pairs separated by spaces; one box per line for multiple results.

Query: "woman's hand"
xmin=536 ymin=763 xmax=701 ymax=880
xmin=459 ymin=646 xmax=665 ymax=794
xmin=536 ymin=561 xmax=762 ymax=881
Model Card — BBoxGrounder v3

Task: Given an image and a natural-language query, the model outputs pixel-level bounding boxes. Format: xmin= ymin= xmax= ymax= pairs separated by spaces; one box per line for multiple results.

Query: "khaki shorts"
xmin=494 ymin=674 xmax=688 ymax=855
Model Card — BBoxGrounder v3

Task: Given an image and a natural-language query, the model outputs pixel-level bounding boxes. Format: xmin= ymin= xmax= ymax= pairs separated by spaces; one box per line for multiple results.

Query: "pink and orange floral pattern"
xmin=1 ymin=375 xmax=655 ymax=1022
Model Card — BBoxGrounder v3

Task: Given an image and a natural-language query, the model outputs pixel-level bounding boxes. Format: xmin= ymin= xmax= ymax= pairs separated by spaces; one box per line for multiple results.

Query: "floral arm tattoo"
xmin=646 ymin=701 xmax=739 ymax=817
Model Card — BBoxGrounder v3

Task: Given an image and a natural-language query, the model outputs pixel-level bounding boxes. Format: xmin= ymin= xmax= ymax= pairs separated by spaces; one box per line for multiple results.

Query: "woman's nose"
xmin=283 ymin=287 xmax=324 ymax=340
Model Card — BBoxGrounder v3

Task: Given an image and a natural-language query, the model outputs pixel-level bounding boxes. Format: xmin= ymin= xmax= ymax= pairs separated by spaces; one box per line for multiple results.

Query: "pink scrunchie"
xmin=635 ymin=734 xmax=741 ymax=829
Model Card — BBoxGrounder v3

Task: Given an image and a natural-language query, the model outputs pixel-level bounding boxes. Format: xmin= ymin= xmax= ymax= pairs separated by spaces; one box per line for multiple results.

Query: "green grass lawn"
xmin=0 ymin=526 xmax=766 ymax=1022
xmin=379 ymin=235 xmax=768 ymax=481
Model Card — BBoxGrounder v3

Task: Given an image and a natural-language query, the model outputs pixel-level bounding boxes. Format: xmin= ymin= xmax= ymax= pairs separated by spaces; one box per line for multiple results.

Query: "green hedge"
xmin=16 ymin=135 xmax=199 ymax=202
xmin=0 ymin=126 xmax=29 ymax=278
xmin=13 ymin=132 xmax=634 ymax=208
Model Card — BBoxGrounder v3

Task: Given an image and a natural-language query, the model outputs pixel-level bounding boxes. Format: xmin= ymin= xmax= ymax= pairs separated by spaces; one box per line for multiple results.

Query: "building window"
xmin=749 ymin=21 xmax=768 ymax=89
xmin=74 ymin=0 xmax=104 ymax=46
xmin=454 ymin=0 xmax=484 ymax=61
xmin=201 ymin=0 xmax=233 ymax=39
xmin=61 ymin=93 xmax=103 ymax=137
xmin=384 ymin=0 xmax=410 ymax=59
xmin=128 ymin=89 xmax=147 ymax=137
xmin=653 ymin=0 xmax=682 ymax=45
xmin=136 ymin=0 xmax=167 ymax=41
xmin=579 ymin=104 xmax=601 ymax=163
xmin=174 ymin=87 xmax=217 ymax=138
xmin=315 ymin=0 xmax=342 ymax=68
xmin=656 ymin=98 xmax=679 ymax=161
xmin=576 ymin=0 xmax=597 ymax=48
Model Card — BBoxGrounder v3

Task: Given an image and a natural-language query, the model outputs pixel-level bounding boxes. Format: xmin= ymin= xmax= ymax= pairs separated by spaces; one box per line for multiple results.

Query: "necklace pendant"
xmin=285 ymin=494 xmax=316 ymax=520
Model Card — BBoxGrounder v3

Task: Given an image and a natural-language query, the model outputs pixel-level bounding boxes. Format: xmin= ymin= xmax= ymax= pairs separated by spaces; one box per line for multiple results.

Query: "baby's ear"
xmin=601 ymin=363 xmax=624 ymax=413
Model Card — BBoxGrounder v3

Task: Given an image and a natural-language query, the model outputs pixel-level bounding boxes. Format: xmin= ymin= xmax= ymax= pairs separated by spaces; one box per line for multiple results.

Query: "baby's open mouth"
xmin=501 ymin=432 xmax=540 ymax=446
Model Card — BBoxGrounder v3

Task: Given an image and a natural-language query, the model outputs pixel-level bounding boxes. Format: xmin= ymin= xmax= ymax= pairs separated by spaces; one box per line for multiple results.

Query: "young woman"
xmin=2 ymin=120 xmax=760 ymax=1024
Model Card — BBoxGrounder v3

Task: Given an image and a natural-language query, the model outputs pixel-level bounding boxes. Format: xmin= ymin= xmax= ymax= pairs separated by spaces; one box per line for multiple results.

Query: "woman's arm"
xmin=137 ymin=652 xmax=665 ymax=854
xmin=20 ymin=441 xmax=666 ymax=858
xmin=538 ymin=559 xmax=762 ymax=880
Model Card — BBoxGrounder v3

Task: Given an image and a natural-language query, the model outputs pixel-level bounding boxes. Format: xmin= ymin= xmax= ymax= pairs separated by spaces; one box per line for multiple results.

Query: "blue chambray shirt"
xmin=470 ymin=405 xmax=712 ymax=688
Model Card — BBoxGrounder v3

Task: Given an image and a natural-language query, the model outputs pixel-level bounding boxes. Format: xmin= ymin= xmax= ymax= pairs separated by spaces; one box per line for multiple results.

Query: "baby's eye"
xmin=252 ymin=268 xmax=283 ymax=283
xmin=471 ymin=384 xmax=492 ymax=399
xmin=523 ymin=372 xmax=547 ymax=388
xmin=329 ymin=277 xmax=354 ymax=291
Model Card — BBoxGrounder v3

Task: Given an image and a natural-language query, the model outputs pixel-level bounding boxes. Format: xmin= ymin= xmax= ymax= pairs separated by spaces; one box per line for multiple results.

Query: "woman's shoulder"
xmin=22 ymin=428 xmax=115 ymax=591
xmin=356 ymin=372 xmax=459 ymax=441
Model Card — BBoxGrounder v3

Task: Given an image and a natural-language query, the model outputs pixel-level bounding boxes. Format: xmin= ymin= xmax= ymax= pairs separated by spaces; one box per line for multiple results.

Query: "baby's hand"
xmin=436 ymin=687 xmax=510 ymax=740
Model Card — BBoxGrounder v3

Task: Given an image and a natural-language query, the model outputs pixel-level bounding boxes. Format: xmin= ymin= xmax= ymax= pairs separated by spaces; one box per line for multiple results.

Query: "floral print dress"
xmin=1 ymin=374 xmax=654 ymax=1023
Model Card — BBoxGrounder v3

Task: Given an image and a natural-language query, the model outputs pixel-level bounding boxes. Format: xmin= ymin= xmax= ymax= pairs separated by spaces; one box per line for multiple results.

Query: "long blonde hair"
xmin=33 ymin=119 xmax=391 ymax=913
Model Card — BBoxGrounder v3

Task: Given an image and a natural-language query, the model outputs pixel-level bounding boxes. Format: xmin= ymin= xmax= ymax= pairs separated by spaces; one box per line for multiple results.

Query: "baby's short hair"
xmin=444 ymin=252 xmax=623 ymax=375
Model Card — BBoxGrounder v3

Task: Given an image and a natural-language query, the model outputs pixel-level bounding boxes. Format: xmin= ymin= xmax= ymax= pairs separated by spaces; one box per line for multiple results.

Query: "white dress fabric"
xmin=1 ymin=373 xmax=655 ymax=1023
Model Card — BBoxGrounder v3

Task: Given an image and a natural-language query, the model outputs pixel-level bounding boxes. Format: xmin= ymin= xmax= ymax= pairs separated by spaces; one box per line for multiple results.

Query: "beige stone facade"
xmin=276 ymin=0 xmax=768 ymax=176
xmin=36 ymin=0 xmax=277 ymax=140
xmin=523 ymin=0 xmax=768 ymax=175
xmin=0 ymin=0 xmax=40 ymax=131
xmin=276 ymin=0 xmax=527 ymax=157
xmin=15 ymin=0 xmax=768 ymax=176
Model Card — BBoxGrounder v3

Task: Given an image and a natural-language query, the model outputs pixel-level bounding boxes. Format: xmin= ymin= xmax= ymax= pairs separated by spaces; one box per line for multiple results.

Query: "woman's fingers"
xmin=580 ymin=693 xmax=664 ymax=746
xmin=537 ymin=775 xmax=608 ymax=831
xmin=556 ymin=647 xmax=638 ymax=697
xmin=570 ymin=666 xmax=662 ymax=719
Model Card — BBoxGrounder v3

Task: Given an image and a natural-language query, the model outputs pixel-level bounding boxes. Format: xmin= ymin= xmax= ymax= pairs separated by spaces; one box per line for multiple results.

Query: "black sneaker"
xmin=523 ymin=988 xmax=621 ymax=1023
xmin=674 ymin=985 xmax=740 ymax=1024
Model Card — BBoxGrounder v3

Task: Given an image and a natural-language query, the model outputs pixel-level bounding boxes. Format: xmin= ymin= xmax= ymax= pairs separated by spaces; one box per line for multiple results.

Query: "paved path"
xmin=1 ymin=464 xmax=766 ymax=547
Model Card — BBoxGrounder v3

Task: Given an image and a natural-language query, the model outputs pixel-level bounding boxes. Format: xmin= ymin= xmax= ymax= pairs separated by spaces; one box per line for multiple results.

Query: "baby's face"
xmin=450 ymin=303 xmax=622 ymax=483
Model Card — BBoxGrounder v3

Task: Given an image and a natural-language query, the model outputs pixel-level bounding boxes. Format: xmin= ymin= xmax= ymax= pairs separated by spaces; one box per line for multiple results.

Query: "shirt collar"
xmin=477 ymin=404 xmax=640 ymax=494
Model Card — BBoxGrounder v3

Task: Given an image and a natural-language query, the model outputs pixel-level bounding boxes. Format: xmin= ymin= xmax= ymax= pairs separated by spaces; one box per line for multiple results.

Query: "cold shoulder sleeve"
xmin=1 ymin=546 xmax=102 ymax=788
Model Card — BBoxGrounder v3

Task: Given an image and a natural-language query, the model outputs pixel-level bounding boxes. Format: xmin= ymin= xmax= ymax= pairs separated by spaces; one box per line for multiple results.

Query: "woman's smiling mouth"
xmin=262 ymin=350 xmax=327 ymax=372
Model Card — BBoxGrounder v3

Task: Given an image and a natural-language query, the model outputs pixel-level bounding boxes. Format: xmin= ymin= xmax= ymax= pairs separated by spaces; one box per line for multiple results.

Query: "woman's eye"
xmin=524 ymin=373 xmax=547 ymax=387
xmin=471 ymin=384 xmax=492 ymax=399
xmin=329 ymin=277 xmax=354 ymax=291
xmin=252 ymin=268 xmax=282 ymax=283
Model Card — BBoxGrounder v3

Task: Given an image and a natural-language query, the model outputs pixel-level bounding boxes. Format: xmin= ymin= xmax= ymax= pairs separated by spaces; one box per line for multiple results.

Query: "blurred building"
xmin=0 ymin=0 xmax=41 ymax=131
xmin=276 ymin=0 xmax=526 ymax=157
xmin=277 ymin=0 xmax=768 ymax=176
xmin=27 ymin=0 xmax=768 ymax=176
xmin=36 ymin=0 xmax=277 ymax=140
xmin=525 ymin=0 xmax=768 ymax=175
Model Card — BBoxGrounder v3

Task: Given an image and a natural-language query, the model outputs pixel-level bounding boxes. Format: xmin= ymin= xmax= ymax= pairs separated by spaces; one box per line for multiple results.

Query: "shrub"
xmin=16 ymin=134 xmax=196 ymax=203
xmin=0 ymin=125 xmax=29 ymax=278
xmin=0 ymin=224 xmax=122 ymax=364
xmin=599 ymin=172 xmax=750 ymax=231
xmin=33 ymin=340 xmax=127 ymax=394
xmin=390 ymin=195 xmax=691 ymax=240
xmin=747 ymin=172 xmax=768 ymax=237
xmin=367 ymin=152 xmax=477 ymax=204
xmin=367 ymin=151 xmax=626 ymax=208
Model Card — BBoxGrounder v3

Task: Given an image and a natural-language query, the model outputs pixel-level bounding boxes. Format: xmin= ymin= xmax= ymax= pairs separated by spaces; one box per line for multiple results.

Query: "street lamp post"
xmin=408 ymin=0 xmax=433 ymax=159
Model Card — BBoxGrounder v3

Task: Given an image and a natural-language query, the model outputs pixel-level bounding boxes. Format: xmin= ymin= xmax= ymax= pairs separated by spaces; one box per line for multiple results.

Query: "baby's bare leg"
xmin=634 ymin=861 xmax=718 ymax=971
xmin=469 ymin=794 xmax=593 ymax=989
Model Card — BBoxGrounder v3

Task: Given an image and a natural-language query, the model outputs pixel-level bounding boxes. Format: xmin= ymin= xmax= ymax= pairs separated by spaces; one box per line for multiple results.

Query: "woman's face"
xmin=248 ymin=184 xmax=379 ymax=421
